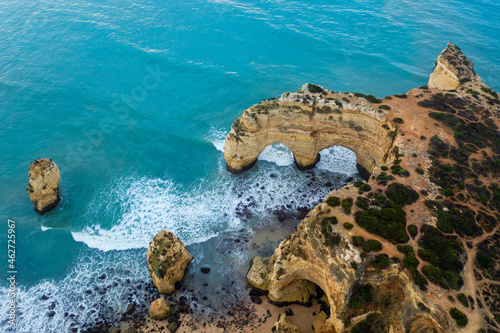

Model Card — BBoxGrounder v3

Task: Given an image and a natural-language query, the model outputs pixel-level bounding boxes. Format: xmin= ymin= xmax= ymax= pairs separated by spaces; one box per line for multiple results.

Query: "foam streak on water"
xmin=71 ymin=130 xmax=358 ymax=252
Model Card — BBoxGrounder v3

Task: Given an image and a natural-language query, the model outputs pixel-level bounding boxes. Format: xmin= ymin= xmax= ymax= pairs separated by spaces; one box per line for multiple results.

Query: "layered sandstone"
xmin=147 ymin=230 xmax=193 ymax=294
xmin=27 ymin=159 xmax=61 ymax=215
xmin=247 ymin=201 xmax=446 ymax=332
xmin=237 ymin=43 xmax=500 ymax=332
xmin=272 ymin=313 xmax=300 ymax=333
xmin=223 ymin=83 xmax=395 ymax=177
xmin=428 ymin=42 xmax=480 ymax=90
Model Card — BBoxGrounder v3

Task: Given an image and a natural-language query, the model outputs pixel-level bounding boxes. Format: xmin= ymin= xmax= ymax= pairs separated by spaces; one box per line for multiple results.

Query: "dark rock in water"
xmin=272 ymin=206 xmax=292 ymax=222
xmin=167 ymin=321 xmax=181 ymax=333
xmin=48 ymin=302 xmax=56 ymax=310
xmin=126 ymin=303 xmax=135 ymax=315
xmin=41 ymin=295 xmax=49 ymax=300
xmin=249 ymin=288 xmax=266 ymax=297
xmin=345 ymin=177 xmax=354 ymax=182
xmin=270 ymin=174 xmax=276 ymax=178
xmin=201 ymin=267 xmax=211 ymax=274
xmin=235 ymin=201 xmax=253 ymax=220
xmin=325 ymin=182 xmax=333 ymax=187
xmin=296 ymin=211 xmax=308 ymax=220
xmin=47 ymin=311 xmax=56 ymax=317
xmin=85 ymin=289 xmax=92 ymax=294
xmin=285 ymin=308 xmax=294 ymax=316
xmin=250 ymin=296 xmax=262 ymax=304
xmin=98 ymin=274 xmax=106 ymax=279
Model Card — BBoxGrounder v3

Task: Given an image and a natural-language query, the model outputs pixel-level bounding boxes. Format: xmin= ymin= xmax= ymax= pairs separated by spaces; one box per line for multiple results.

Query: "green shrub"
xmin=422 ymin=265 xmax=449 ymax=289
xmin=360 ymin=184 xmax=371 ymax=192
xmin=385 ymin=183 xmax=419 ymax=206
xmin=322 ymin=216 xmax=338 ymax=225
xmin=355 ymin=196 xmax=370 ymax=210
xmin=376 ymin=172 xmax=394 ymax=181
xmin=371 ymin=254 xmax=390 ymax=270
xmin=371 ymin=194 xmax=387 ymax=206
xmin=395 ymin=94 xmax=408 ymax=99
xmin=355 ymin=206 xmax=409 ymax=244
xmin=362 ymin=239 xmax=383 ymax=252
xmin=457 ymin=293 xmax=469 ymax=307
xmin=343 ymin=222 xmax=354 ymax=230
xmin=418 ymin=225 xmax=464 ymax=290
xmin=352 ymin=236 xmax=365 ymax=247
xmin=449 ymin=308 xmax=468 ymax=327
xmin=379 ymin=105 xmax=391 ymax=110
xmin=481 ymin=86 xmax=499 ymax=98
xmin=354 ymin=92 xmax=382 ymax=103
xmin=321 ymin=217 xmax=341 ymax=246
xmin=418 ymin=249 xmax=440 ymax=267
xmin=326 ymin=196 xmax=341 ymax=207
xmin=433 ymin=201 xmax=482 ymax=237
xmin=476 ymin=252 xmax=492 ymax=268
xmin=307 ymin=83 xmax=324 ymax=93
xmin=354 ymin=181 xmax=363 ymax=188
xmin=342 ymin=198 xmax=354 ymax=214
xmin=416 ymin=168 xmax=424 ymax=175
xmin=349 ymin=282 xmax=373 ymax=309
xmin=393 ymin=117 xmax=404 ymax=123
xmin=380 ymin=165 xmax=388 ymax=171
xmin=408 ymin=225 xmax=418 ymax=238
xmin=391 ymin=164 xmax=410 ymax=177
xmin=448 ymin=296 xmax=455 ymax=302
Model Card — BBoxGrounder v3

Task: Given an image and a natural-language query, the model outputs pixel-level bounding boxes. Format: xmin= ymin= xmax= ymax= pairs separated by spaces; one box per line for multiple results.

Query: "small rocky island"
xmin=222 ymin=42 xmax=500 ymax=332
xmin=27 ymin=158 xmax=61 ymax=215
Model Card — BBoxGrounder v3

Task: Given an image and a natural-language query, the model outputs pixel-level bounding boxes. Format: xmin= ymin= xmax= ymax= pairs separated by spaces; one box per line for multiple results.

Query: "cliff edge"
xmin=226 ymin=43 xmax=500 ymax=332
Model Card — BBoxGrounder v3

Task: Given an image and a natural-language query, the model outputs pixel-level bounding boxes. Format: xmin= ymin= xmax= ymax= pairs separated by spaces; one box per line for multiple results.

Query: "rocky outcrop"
xmin=223 ymin=84 xmax=395 ymax=177
xmin=272 ymin=313 xmax=299 ymax=333
xmin=247 ymin=201 xmax=447 ymax=332
xmin=428 ymin=42 xmax=479 ymax=90
xmin=238 ymin=43 xmax=500 ymax=332
xmin=147 ymin=230 xmax=193 ymax=294
xmin=26 ymin=159 xmax=61 ymax=215
xmin=150 ymin=297 xmax=170 ymax=319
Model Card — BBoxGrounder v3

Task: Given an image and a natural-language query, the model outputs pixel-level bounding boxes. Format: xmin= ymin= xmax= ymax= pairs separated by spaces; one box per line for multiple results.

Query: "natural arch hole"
xmin=257 ymin=143 xmax=358 ymax=176
xmin=316 ymin=146 xmax=358 ymax=175
xmin=258 ymin=143 xmax=294 ymax=166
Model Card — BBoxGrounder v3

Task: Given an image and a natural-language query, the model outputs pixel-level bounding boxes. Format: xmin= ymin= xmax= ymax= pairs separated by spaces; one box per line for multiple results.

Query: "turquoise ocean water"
xmin=1 ymin=0 xmax=499 ymax=331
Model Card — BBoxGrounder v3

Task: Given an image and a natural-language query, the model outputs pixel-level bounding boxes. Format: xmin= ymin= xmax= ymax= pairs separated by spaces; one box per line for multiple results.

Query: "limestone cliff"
xmin=223 ymin=83 xmax=396 ymax=178
xmin=147 ymin=230 xmax=193 ymax=294
xmin=229 ymin=43 xmax=500 ymax=332
xmin=27 ymin=158 xmax=61 ymax=215
xmin=428 ymin=42 xmax=480 ymax=91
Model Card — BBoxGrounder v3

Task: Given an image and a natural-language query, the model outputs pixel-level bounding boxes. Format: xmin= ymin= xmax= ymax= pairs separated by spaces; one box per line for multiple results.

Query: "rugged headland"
xmin=94 ymin=43 xmax=500 ymax=333
xmin=223 ymin=42 xmax=500 ymax=332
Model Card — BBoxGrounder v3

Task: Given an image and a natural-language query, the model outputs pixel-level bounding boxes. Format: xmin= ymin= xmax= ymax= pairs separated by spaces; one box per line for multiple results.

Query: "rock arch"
xmin=223 ymin=85 xmax=395 ymax=179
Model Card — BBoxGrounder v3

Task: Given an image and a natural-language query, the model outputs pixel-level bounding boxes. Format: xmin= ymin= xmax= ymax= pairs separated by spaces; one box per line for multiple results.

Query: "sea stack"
xmin=428 ymin=42 xmax=479 ymax=90
xmin=27 ymin=159 xmax=61 ymax=215
xmin=147 ymin=230 xmax=193 ymax=294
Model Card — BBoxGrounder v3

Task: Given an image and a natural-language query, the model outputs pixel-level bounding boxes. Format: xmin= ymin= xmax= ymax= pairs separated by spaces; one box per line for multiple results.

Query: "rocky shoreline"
xmin=42 ymin=42 xmax=500 ymax=332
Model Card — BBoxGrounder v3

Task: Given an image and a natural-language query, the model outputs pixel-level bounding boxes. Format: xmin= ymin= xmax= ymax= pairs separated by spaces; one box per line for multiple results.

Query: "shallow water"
xmin=1 ymin=0 xmax=499 ymax=331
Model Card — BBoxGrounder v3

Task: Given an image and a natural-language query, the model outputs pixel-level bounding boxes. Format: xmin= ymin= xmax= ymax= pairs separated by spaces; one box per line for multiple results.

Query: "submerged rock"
xmin=150 ymin=297 xmax=170 ymax=320
xmin=147 ymin=230 xmax=193 ymax=294
xmin=27 ymin=159 xmax=60 ymax=215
